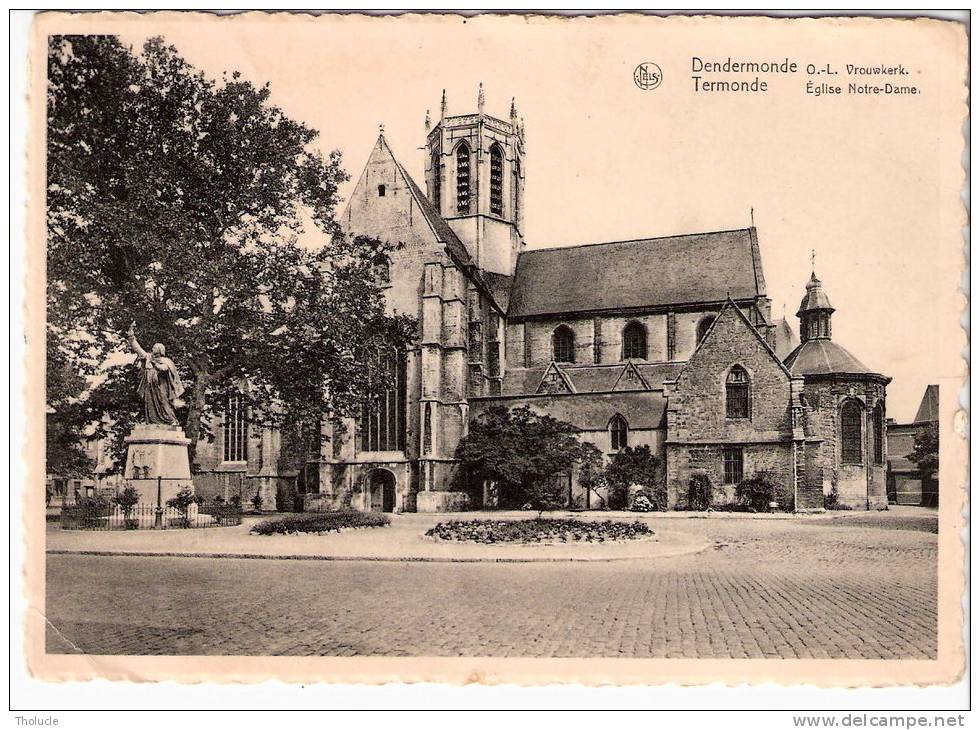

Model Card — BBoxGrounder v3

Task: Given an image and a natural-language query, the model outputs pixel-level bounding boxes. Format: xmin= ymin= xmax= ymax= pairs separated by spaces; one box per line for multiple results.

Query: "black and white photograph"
xmin=15 ymin=10 xmax=967 ymax=702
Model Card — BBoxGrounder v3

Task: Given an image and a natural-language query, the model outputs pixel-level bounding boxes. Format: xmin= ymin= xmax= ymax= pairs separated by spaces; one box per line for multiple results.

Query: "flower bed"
xmin=250 ymin=510 xmax=390 ymax=535
xmin=425 ymin=518 xmax=653 ymax=544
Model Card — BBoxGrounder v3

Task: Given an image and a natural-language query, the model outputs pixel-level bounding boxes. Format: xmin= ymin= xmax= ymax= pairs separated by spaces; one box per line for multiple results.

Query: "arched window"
xmin=725 ymin=366 xmax=750 ymax=419
xmin=359 ymin=347 xmax=408 ymax=452
xmin=622 ymin=321 xmax=647 ymax=360
xmin=377 ymin=184 xmax=386 ymax=197
xmin=552 ymin=325 xmax=575 ymax=363
xmin=512 ymin=158 xmax=521 ymax=221
xmin=430 ymin=149 xmax=441 ymax=210
xmin=841 ymin=400 xmax=864 ymax=464
xmin=873 ymin=403 xmax=885 ymax=465
xmin=609 ymin=414 xmax=629 ymax=451
xmin=223 ymin=393 xmax=247 ymax=462
xmin=455 ymin=142 xmax=471 ymax=215
xmin=697 ymin=316 xmax=716 ymax=345
xmin=489 ymin=144 xmax=504 ymax=217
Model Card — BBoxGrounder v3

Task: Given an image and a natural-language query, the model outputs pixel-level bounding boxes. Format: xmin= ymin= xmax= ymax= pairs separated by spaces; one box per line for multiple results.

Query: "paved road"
xmin=45 ymin=515 xmax=937 ymax=658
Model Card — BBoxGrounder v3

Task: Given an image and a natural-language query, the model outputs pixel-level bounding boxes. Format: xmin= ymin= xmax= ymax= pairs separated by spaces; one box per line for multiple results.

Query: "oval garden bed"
xmin=425 ymin=518 xmax=653 ymax=545
xmin=250 ymin=510 xmax=390 ymax=535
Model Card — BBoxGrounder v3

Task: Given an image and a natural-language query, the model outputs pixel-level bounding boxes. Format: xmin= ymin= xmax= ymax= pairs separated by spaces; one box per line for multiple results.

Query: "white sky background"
xmin=114 ymin=15 xmax=966 ymax=423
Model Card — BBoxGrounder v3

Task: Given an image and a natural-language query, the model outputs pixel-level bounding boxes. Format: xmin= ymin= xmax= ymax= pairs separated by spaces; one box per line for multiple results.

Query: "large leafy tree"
xmin=455 ymin=405 xmax=588 ymax=508
xmin=47 ymin=35 xmax=412 ymax=467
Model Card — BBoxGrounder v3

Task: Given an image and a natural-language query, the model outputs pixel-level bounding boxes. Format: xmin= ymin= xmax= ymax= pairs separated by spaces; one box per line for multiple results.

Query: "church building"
xmin=191 ymin=88 xmax=891 ymax=513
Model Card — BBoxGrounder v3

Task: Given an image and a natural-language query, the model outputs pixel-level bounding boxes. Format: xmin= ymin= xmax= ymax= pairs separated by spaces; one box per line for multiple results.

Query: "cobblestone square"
xmin=45 ymin=512 xmax=937 ymax=659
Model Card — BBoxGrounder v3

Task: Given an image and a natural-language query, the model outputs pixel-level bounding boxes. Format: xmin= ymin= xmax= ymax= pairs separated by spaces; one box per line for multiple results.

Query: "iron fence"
xmin=60 ymin=501 xmax=243 ymax=530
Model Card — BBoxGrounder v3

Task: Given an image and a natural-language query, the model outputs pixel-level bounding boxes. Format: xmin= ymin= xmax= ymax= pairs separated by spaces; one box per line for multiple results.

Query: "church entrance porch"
xmin=368 ymin=469 xmax=397 ymax=513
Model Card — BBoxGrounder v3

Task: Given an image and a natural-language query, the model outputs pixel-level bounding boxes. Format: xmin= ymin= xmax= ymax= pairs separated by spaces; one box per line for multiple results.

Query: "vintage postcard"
xmin=22 ymin=11 xmax=968 ymax=688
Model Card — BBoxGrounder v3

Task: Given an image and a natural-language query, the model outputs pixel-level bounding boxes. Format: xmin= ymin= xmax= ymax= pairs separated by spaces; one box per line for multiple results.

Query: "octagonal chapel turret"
xmin=424 ymin=86 xmax=525 ymax=275
xmin=783 ymin=267 xmax=891 ymax=510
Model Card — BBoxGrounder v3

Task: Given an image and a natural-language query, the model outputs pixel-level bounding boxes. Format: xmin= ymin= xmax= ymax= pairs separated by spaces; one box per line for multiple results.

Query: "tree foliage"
xmin=907 ymin=421 xmax=939 ymax=476
xmin=604 ymin=444 xmax=662 ymax=510
xmin=455 ymin=405 xmax=589 ymax=509
xmin=45 ymin=337 xmax=94 ymax=477
xmin=46 ymin=35 xmax=413 ymax=468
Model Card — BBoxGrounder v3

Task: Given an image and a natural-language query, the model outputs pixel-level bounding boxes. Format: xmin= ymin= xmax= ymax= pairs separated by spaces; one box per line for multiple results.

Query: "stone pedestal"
xmin=124 ymin=424 xmax=194 ymax=505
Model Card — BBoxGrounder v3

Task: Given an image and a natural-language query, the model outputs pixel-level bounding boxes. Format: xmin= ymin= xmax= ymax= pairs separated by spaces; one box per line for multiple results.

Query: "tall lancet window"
xmin=223 ymin=394 xmax=247 ymax=462
xmin=455 ymin=142 xmax=471 ymax=215
xmin=430 ymin=149 xmax=441 ymax=210
xmin=512 ymin=158 xmax=521 ymax=222
xmin=489 ymin=144 xmax=504 ymax=217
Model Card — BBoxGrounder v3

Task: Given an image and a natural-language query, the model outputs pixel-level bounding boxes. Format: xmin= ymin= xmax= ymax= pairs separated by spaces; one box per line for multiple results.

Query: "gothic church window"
xmin=622 ymin=321 xmax=647 ymax=360
xmin=512 ymin=158 xmax=521 ymax=222
xmin=359 ymin=348 xmax=408 ymax=452
xmin=873 ymin=403 xmax=885 ymax=465
xmin=431 ymin=150 xmax=441 ymax=210
xmin=552 ymin=325 xmax=575 ymax=363
xmin=223 ymin=393 xmax=247 ymax=462
xmin=723 ymin=446 xmax=744 ymax=484
xmin=609 ymin=414 xmax=629 ymax=451
xmin=455 ymin=142 xmax=471 ymax=215
xmin=489 ymin=144 xmax=504 ymax=217
xmin=697 ymin=316 xmax=715 ymax=345
xmin=725 ymin=366 xmax=750 ymax=419
xmin=841 ymin=400 xmax=864 ymax=464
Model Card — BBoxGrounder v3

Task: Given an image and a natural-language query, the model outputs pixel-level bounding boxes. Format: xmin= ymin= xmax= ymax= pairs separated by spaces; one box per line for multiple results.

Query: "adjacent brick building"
xmin=190 ymin=90 xmax=890 ymax=513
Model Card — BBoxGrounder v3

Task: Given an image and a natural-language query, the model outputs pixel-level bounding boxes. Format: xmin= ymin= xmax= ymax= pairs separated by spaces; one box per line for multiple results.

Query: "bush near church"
xmin=735 ymin=470 xmax=789 ymax=512
xmin=604 ymin=445 xmax=666 ymax=511
xmin=687 ymin=472 xmax=714 ymax=512
xmin=455 ymin=405 xmax=594 ymax=510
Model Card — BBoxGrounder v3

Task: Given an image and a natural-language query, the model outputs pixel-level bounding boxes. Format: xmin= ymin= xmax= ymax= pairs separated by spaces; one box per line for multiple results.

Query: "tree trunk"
xmin=183 ymin=369 xmax=210 ymax=468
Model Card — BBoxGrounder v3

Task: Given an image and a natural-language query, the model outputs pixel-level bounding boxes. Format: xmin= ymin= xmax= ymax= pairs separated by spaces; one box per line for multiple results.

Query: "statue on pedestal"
xmin=127 ymin=323 xmax=185 ymax=425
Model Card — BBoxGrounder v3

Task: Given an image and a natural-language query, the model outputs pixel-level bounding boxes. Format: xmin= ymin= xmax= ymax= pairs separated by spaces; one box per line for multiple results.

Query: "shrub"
xmin=166 ymin=487 xmax=202 ymax=516
xmin=687 ymin=473 xmax=713 ymax=511
xmin=250 ymin=510 xmax=390 ymax=535
xmin=251 ymin=492 xmax=264 ymax=511
xmin=630 ymin=494 xmax=655 ymax=512
xmin=735 ymin=470 xmax=784 ymax=511
xmin=112 ymin=485 xmax=142 ymax=528
xmin=426 ymin=518 xmax=652 ymax=544
xmin=605 ymin=445 xmax=663 ymax=510
xmin=454 ymin=405 xmax=592 ymax=509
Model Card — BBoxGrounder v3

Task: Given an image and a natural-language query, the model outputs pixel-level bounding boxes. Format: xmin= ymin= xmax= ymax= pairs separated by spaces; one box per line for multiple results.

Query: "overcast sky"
xmin=115 ymin=14 xmax=966 ymax=423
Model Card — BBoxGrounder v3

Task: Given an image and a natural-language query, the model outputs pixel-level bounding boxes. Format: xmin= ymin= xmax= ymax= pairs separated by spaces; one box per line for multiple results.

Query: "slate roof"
xmin=472 ymin=391 xmax=668 ymax=431
xmin=502 ymin=362 xmax=684 ymax=396
xmin=783 ymin=338 xmax=879 ymax=377
xmin=507 ymin=228 xmax=766 ymax=318
xmin=913 ymin=384 xmax=939 ymax=423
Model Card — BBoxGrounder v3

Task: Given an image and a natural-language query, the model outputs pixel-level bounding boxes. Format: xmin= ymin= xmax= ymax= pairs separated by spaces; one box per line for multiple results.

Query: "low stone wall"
xmin=417 ymin=491 xmax=471 ymax=512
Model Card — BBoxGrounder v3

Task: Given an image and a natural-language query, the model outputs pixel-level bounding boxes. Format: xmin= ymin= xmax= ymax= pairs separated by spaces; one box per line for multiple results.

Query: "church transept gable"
xmin=668 ymin=300 xmax=794 ymax=442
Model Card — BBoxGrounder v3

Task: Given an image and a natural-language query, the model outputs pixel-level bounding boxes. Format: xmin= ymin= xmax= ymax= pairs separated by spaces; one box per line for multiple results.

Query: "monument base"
xmin=124 ymin=424 xmax=194 ymax=505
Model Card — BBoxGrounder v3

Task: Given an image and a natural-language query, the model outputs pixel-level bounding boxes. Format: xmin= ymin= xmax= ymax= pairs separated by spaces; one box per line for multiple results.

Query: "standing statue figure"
xmin=127 ymin=323 xmax=185 ymax=425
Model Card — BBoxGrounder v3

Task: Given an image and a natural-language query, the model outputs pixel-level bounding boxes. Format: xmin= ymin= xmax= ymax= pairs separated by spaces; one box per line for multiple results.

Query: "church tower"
xmin=424 ymin=86 xmax=525 ymax=275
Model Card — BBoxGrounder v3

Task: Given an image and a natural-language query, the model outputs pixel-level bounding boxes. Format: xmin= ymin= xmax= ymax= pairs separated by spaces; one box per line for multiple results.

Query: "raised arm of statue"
xmin=128 ymin=322 xmax=148 ymax=359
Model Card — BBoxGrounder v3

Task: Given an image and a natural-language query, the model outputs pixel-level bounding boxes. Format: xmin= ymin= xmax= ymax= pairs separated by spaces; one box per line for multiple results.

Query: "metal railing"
xmin=59 ymin=476 xmax=243 ymax=530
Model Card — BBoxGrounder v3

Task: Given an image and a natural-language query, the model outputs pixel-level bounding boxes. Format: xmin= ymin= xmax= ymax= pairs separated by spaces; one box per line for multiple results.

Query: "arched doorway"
xmin=368 ymin=469 xmax=396 ymax=513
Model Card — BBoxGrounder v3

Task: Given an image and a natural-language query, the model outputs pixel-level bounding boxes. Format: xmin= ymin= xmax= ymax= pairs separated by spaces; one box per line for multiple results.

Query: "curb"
xmin=46 ymin=540 xmax=711 ymax=564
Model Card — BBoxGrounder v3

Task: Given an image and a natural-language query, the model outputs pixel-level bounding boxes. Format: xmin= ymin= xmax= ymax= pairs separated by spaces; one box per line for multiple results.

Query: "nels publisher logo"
xmin=633 ymin=62 xmax=663 ymax=90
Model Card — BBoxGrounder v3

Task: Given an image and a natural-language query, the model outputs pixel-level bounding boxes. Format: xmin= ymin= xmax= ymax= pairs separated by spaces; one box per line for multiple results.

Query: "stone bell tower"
xmin=424 ymin=85 xmax=525 ymax=275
